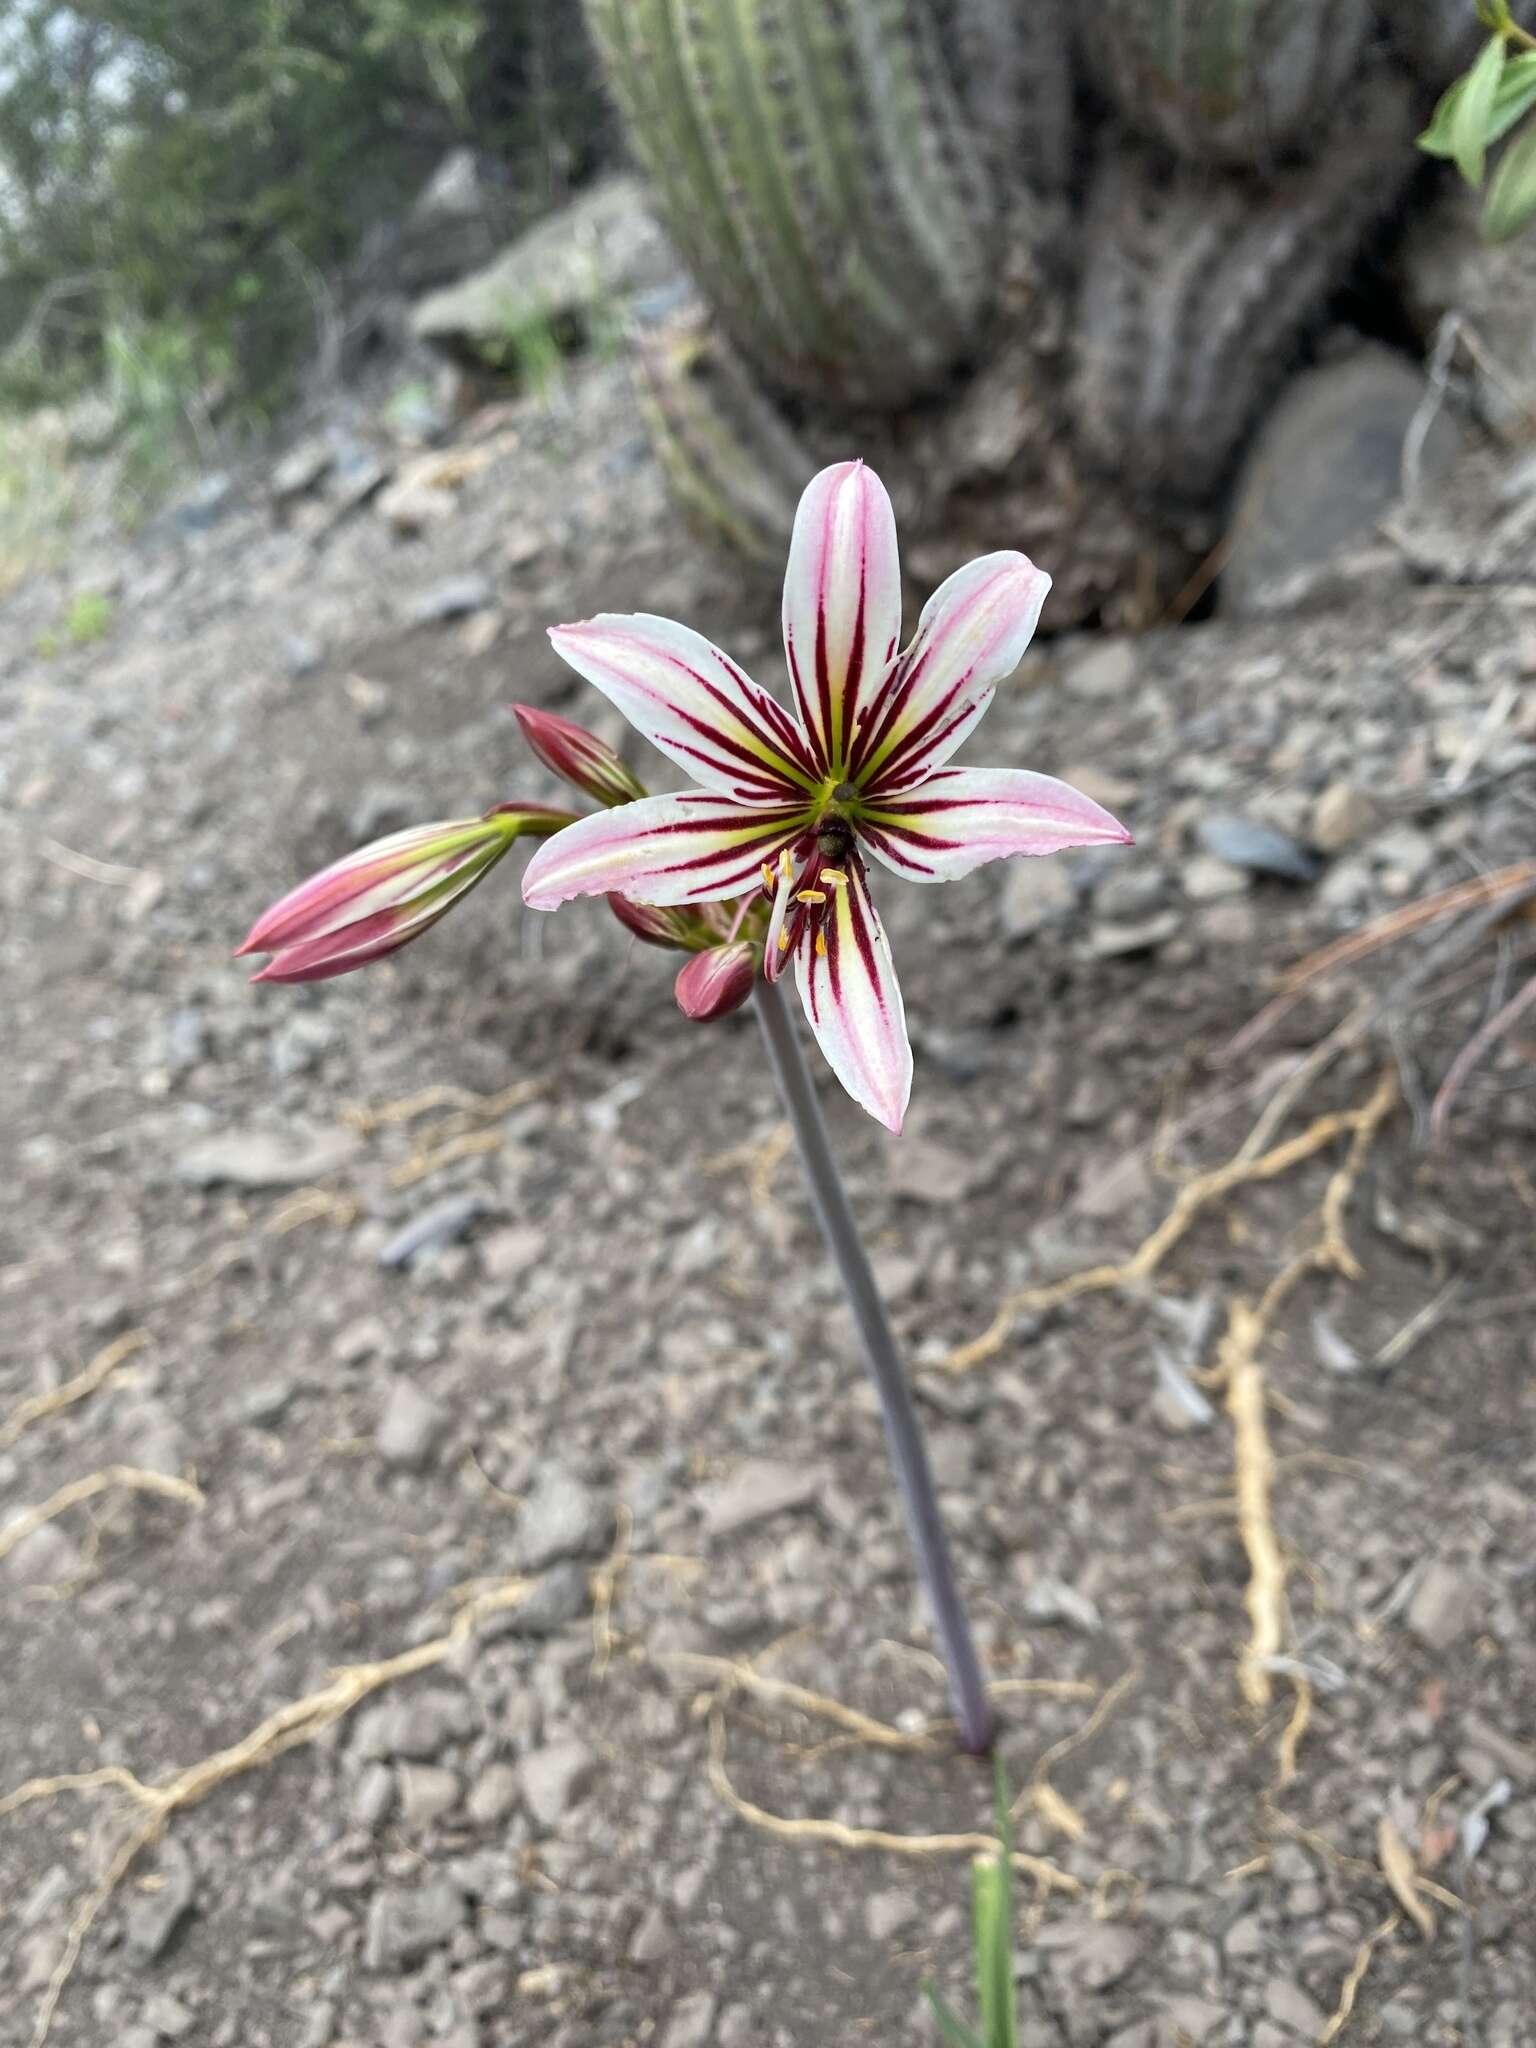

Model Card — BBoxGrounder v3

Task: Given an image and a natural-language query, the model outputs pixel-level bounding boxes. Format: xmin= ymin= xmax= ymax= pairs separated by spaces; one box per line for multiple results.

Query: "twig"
xmin=1429 ymin=968 xmax=1536 ymax=1143
xmin=1319 ymin=1913 xmax=1401 ymax=2045
xmin=0 ymin=1467 xmax=202 ymax=1563
xmin=705 ymin=1708 xmax=1080 ymax=1894
xmin=0 ymin=1331 xmax=148 ymax=1451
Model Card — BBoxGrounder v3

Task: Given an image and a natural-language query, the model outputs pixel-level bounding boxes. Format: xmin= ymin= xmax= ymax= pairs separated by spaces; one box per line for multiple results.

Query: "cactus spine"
xmin=582 ymin=0 xmax=1000 ymax=406
xmin=1086 ymin=0 xmax=1372 ymax=168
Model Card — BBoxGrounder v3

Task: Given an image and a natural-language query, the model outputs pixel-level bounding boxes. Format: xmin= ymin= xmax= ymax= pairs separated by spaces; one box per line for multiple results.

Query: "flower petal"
xmin=794 ymin=858 xmax=911 ymax=1134
xmin=521 ymin=792 xmax=812 ymax=910
xmin=852 ymin=552 xmax=1051 ymax=794
xmin=782 ymin=461 xmax=902 ymax=777
xmin=548 ymin=615 xmax=818 ymax=802
xmin=857 ymin=766 xmax=1131 ymax=884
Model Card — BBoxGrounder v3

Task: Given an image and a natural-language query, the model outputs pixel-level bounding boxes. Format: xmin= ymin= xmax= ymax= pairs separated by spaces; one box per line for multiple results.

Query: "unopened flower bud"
xmin=238 ymin=804 xmax=572 ymax=984
xmin=607 ymin=893 xmax=712 ymax=951
xmin=675 ymin=941 xmax=757 ymax=1022
xmin=513 ymin=704 xmax=646 ymax=808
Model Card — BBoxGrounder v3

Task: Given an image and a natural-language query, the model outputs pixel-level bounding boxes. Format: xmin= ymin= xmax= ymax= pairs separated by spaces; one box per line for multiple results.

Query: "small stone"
xmin=1158 ymin=1997 xmax=1224 ymax=2046
xmin=378 ymin=475 xmax=456 ymax=535
xmin=282 ymin=632 xmax=323 ymax=678
xmin=518 ymin=1466 xmax=607 ymax=1570
xmin=1182 ymin=854 xmax=1249 ymax=901
xmin=505 ymin=1560 xmax=588 ymax=1636
xmin=333 ymin=1315 xmax=389 ymax=1366
xmin=174 ymin=1124 xmax=358 ymax=1189
xmin=1075 ymin=1152 xmax=1153 ymax=1220
xmin=1055 ymin=762 xmax=1140 ymax=811
xmin=998 ymin=857 xmax=1075 ymax=940
xmin=888 ymin=1138 xmax=981 ymax=1205
xmin=125 ymin=1838 xmax=195 ymax=1961
xmin=351 ymin=1762 xmax=395 ymax=1827
xmin=1264 ymin=1976 xmax=1327 ymax=2037
xmin=1064 ymin=636 xmax=1136 ymax=700
xmin=364 ymin=1881 xmax=466 ymax=1970
xmin=1094 ymin=864 xmax=1168 ymax=922
xmin=466 ymin=1763 xmax=520 ymax=1828
xmin=378 ymin=1194 xmax=487 ymax=1270
xmin=405 ymin=574 xmax=494 ymax=626
xmin=480 ymin=1224 xmax=544 ymax=1283
xmin=272 ymin=436 xmax=334 ymax=499
xmin=1089 ymin=910 xmax=1181 ymax=957
xmin=1067 ymin=1921 xmax=1141 ymax=1991
xmin=697 ymin=1457 xmax=827 ymax=1537
xmin=141 ymin=1992 xmax=195 ymax=2039
xmin=19 ymin=1867 xmax=70 ymax=1929
xmin=519 ymin=1739 xmax=596 ymax=1830
xmin=1198 ymin=815 xmax=1320 ymax=883
xmin=376 ymin=1378 xmax=448 ymax=1471
xmin=629 ymin=1903 xmax=674 ymax=1962
xmin=864 ymin=1890 xmax=919 ymax=1943
xmin=1406 ymin=1559 xmax=1480 ymax=1650
xmin=398 ymin=1763 xmax=460 ymax=1828
xmin=1 ymin=1519 xmax=77 ymax=1587
xmin=661 ymin=1992 xmax=717 ymax=2048
xmin=239 ymin=1377 xmax=295 ymax=1426
xmin=1310 ymin=780 xmax=1379 ymax=854
xmin=1224 ymin=1913 xmax=1265 ymax=1958
xmin=1022 ymin=1577 xmax=1102 ymax=1633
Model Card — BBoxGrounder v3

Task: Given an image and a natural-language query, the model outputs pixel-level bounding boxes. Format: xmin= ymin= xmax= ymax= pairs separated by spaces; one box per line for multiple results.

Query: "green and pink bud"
xmin=237 ymin=805 xmax=573 ymax=984
xmin=606 ymin=893 xmax=713 ymax=952
xmin=513 ymin=703 xmax=646 ymax=809
xmin=674 ymin=941 xmax=757 ymax=1022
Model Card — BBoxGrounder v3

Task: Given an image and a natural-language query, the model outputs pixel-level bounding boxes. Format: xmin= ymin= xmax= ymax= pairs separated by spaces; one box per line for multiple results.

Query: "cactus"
xmin=1083 ymin=0 xmax=1372 ymax=169
xmin=588 ymin=0 xmax=1481 ymax=623
xmin=1072 ymin=71 xmax=1418 ymax=504
xmin=581 ymin=0 xmax=1006 ymax=406
xmin=633 ymin=307 xmax=813 ymax=565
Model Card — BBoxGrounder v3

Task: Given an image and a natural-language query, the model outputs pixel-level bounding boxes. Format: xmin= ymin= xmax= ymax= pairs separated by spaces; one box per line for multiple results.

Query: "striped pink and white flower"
xmin=522 ymin=461 xmax=1131 ymax=1133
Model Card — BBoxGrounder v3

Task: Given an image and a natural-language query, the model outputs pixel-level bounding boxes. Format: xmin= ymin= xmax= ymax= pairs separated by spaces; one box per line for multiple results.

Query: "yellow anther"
xmin=815 ymin=930 xmax=828 ymax=958
xmin=777 ymin=847 xmax=794 ymax=881
xmin=761 ymin=862 xmax=775 ymax=891
xmin=796 ymin=888 xmax=827 ymax=904
xmin=821 ymin=868 xmax=848 ymax=889
xmin=778 ymin=929 xmax=791 ymax=952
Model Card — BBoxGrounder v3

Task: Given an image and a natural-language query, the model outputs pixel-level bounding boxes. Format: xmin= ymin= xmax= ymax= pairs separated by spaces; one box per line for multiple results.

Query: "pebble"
xmin=141 ymin=1992 xmax=195 ymax=2038
xmin=405 ymin=574 xmax=495 ymax=626
xmin=1 ymin=1520 xmax=77 ymax=1587
xmin=354 ymin=1687 xmax=474 ymax=1762
xmin=1197 ymin=815 xmax=1320 ymax=883
xmin=1089 ymin=910 xmax=1182 ymax=957
xmin=1310 ymin=779 xmax=1379 ymax=854
xmin=1406 ymin=1559 xmax=1480 ymax=1650
xmin=479 ymin=1223 xmax=545 ymax=1283
xmin=865 ymin=1890 xmax=919 ymax=1943
xmin=504 ymin=1560 xmax=589 ymax=1636
xmin=998 ymin=857 xmax=1075 ymax=940
xmin=1182 ymin=854 xmax=1249 ymax=901
xmin=351 ymin=1762 xmax=394 ymax=1826
xmin=466 ymin=1763 xmax=520 ymax=1827
xmin=125 ymin=1838 xmax=196 ymax=1961
xmin=628 ymin=1903 xmax=674 ymax=1962
xmin=1063 ymin=636 xmax=1137 ymax=700
xmin=697 ymin=1457 xmax=828 ymax=1537
xmin=517 ymin=1465 xmax=608 ymax=1570
xmin=376 ymin=1378 xmax=449 ymax=1471
xmin=661 ymin=1993 xmax=718 ymax=2048
xmin=378 ymin=1194 xmax=487 ymax=1270
xmin=174 ymin=1124 xmax=359 ymax=1188
xmin=519 ymin=1739 xmax=596 ymax=1830
xmin=1074 ymin=1151 xmax=1153 ymax=1220
xmin=19 ymin=1866 xmax=70 ymax=1929
xmin=1264 ymin=1976 xmax=1327 ymax=2036
xmin=363 ymin=1881 xmax=467 ymax=1970
xmin=398 ymin=1763 xmax=461 ymax=1828
xmin=333 ymin=1315 xmax=390 ymax=1365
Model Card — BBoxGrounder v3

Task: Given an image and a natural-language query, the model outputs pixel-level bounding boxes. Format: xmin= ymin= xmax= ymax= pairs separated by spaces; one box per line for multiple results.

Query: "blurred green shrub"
xmin=0 ymin=0 xmax=606 ymax=422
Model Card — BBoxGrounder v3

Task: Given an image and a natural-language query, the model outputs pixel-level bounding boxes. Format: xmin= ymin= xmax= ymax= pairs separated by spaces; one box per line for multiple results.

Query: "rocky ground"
xmin=2 ymin=321 xmax=1535 ymax=2048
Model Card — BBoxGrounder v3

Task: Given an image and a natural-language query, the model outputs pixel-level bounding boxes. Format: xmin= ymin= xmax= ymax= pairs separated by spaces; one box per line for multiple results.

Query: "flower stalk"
xmin=753 ymin=973 xmax=994 ymax=1757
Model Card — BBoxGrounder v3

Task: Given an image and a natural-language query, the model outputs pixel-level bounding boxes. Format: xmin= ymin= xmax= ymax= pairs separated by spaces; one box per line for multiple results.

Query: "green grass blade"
xmin=925 ymin=1985 xmax=985 ymax=2048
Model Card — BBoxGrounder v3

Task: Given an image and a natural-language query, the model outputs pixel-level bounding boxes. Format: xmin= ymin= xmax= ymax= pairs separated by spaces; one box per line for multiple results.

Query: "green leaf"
xmin=1484 ymin=114 xmax=1536 ymax=238
xmin=1418 ymin=75 xmax=1468 ymax=159
xmin=1489 ymin=54 xmax=1536 ymax=146
xmin=925 ymin=1986 xmax=985 ymax=2048
xmin=1421 ymin=54 xmax=1536 ymax=159
xmin=1454 ymin=34 xmax=1509 ymax=186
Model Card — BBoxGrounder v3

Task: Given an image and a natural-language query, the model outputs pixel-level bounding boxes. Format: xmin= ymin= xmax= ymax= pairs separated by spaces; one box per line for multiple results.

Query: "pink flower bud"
xmin=237 ymin=804 xmax=572 ymax=984
xmin=675 ymin=941 xmax=757 ymax=1022
xmin=513 ymin=704 xmax=646 ymax=808
xmin=606 ymin=893 xmax=712 ymax=952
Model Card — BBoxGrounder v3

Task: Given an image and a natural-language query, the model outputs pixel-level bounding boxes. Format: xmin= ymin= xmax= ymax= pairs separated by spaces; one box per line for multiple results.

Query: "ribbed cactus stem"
xmin=583 ymin=0 xmax=999 ymax=406
xmin=1086 ymin=0 xmax=1371 ymax=168
xmin=634 ymin=310 xmax=812 ymax=565
xmin=1073 ymin=71 xmax=1418 ymax=503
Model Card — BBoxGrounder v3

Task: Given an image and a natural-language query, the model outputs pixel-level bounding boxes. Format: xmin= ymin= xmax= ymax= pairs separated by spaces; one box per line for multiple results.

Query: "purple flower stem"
xmin=753 ymin=975 xmax=995 ymax=1756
